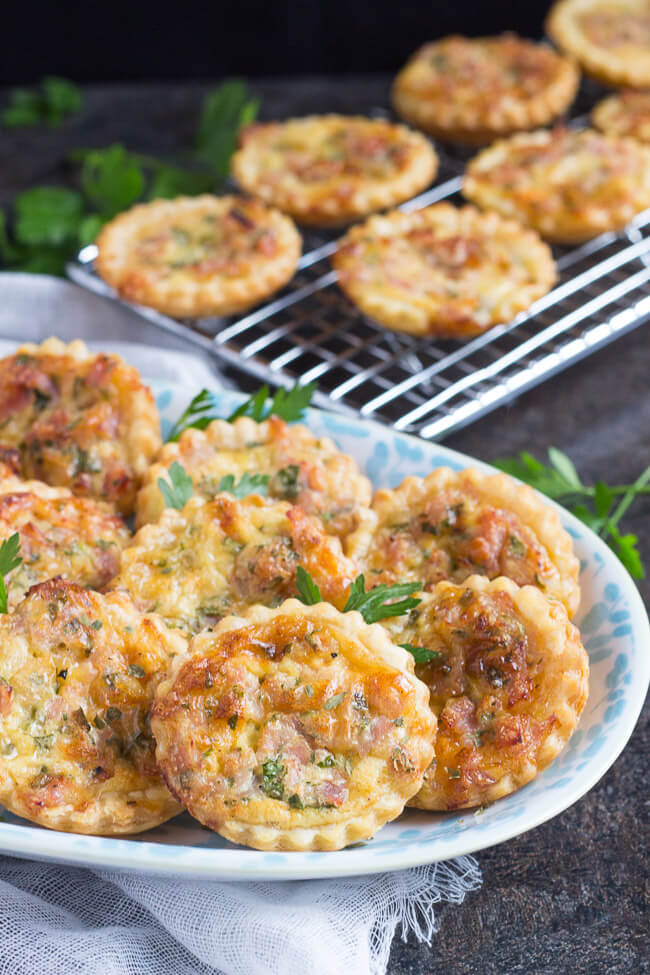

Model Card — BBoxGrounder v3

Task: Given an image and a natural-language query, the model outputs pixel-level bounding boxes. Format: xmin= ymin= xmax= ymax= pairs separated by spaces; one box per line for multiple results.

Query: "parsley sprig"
xmin=296 ymin=568 xmax=422 ymax=625
xmin=166 ymin=382 xmax=316 ymax=442
xmin=217 ymin=472 xmax=270 ymax=498
xmin=2 ymin=77 xmax=83 ymax=128
xmin=0 ymin=533 xmax=22 ymax=614
xmin=0 ymin=79 xmax=259 ymax=276
xmin=494 ymin=448 xmax=650 ymax=579
xmin=157 ymin=462 xmax=194 ymax=510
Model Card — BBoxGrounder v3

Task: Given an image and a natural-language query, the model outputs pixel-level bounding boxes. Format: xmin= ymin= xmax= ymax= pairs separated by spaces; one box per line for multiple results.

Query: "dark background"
xmin=6 ymin=1 xmax=554 ymax=85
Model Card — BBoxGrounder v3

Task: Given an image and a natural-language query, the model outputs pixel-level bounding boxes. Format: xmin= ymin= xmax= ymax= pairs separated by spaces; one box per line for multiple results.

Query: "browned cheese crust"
xmin=0 ymin=475 xmax=130 ymax=609
xmin=152 ymin=601 xmax=436 ymax=850
xmin=392 ymin=34 xmax=579 ymax=144
xmin=347 ymin=467 xmax=580 ymax=617
xmin=0 ymin=338 xmax=161 ymax=516
xmin=384 ymin=576 xmax=589 ymax=809
xmin=0 ymin=579 xmax=186 ymax=834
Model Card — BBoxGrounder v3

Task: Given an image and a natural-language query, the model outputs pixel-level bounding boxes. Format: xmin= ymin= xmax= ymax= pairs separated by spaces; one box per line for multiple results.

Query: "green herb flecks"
xmin=399 ymin=644 xmax=441 ymax=665
xmin=217 ymin=472 xmax=270 ymax=499
xmin=295 ymin=566 xmax=322 ymax=606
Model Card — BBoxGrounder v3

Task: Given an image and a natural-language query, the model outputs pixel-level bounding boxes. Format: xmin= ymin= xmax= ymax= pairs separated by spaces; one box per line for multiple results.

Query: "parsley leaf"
xmin=195 ymin=79 xmax=260 ymax=178
xmin=494 ymin=448 xmax=650 ymax=579
xmin=80 ymin=144 xmax=146 ymax=219
xmin=343 ymin=575 xmax=422 ymax=624
xmin=227 ymin=382 xmax=317 ymax=424
xmin=165 ymin=389 xmax=221 ymax=442
xmin=399 ymin=644 xmax=441 ymax=664
xmin=296 ymin=566 xmax=322 ymax=606
xmin=2 ymin=77 xmax=83 ymax=128
xmin=157 ymin=462 xmax=194 ymax=510
xmin=217 ymin=472 xmax=270 ymax=498
xmin=14 ymin=187 xmax=84 ymax=246
xmin=295 ymin=569 xmax=421 ymax=624
xmin=0 ymin=533 xmax=22 ymax=614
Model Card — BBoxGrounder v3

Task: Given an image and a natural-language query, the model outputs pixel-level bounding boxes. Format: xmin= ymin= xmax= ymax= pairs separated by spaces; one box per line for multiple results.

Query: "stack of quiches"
xmin=0 ymin=338 xmax=589 ymax=850
xmin=95 ymin=1 xmax=650 ymax=341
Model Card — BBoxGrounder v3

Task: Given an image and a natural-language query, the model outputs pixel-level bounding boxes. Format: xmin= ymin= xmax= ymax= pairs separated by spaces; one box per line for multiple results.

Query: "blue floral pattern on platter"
xmin=1 ymin=381 xmax=648 ymax=881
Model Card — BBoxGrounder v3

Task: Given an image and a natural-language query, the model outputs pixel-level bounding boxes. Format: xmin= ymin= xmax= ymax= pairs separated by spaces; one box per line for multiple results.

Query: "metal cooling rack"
xmin=68 ymin=121 xmax=650 ymax=440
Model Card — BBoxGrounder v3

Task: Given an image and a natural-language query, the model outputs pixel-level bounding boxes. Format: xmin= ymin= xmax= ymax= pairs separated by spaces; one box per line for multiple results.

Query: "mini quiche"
xmin=383 ymin=576 xmax=589 ymax=810
xmin=0 ymin=475 xmax=130 ymax=609
xmin=347 ymin=467 xmax=580 ymax=617
xmin=0 ymin=579 xmax=185 ymax=834
xmin=547 ymin=0 xmax=650 ymax=89
xmin=593 ymin=90 xmax=650 ymax=143
xmin=151 ymin=600 xmax=436 ymax=851
xmin=331 ymin=203 xmax=556 ymax=339
xmin=135 ymin=414 xmax=372 ymax=539
xmin=392 ymin=34 xmax=579 ymax=145
xmin=112 ymin=493 xmax=356 ymax=634
xmin=95 ymin=195 xmax=301 ymax=318
xmin=463 ymin=127 xmax=650 ymax=244
xmin=231 ymin=115 xmax=438 ymax=227
xmin=0 ymin=338 xmax=160 ymax=516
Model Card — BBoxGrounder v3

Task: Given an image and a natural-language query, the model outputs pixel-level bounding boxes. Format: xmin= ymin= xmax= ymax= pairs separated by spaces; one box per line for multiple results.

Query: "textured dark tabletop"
xmin=1 ymin=77 xmax=648 ymax=975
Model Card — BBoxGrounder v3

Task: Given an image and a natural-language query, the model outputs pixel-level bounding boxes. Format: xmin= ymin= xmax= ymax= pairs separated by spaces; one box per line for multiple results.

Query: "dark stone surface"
xmin=1 ymin=78 xmax=648 ymax=975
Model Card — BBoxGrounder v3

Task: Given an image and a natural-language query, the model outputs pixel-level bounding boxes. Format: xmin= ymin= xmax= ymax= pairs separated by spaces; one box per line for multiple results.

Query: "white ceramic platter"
xmin=0 ymin=375 xmax=647 ymax=881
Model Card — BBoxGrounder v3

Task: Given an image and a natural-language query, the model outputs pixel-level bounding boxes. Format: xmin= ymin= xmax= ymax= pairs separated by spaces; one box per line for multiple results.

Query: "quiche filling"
xmin=0 ymin=346 xmax=159 ymax=514
xmin=579 ymin=9 xmax=650 ymax=47
xmin=113 ymin=494 xmax=355 ymax=633
xmin=130 ymin=203 xmax=279 ymax=280
xmin=0 ymin=485 xmax=129 ymax=609
xmin=154 ymin=616 xmax=425 ymax=814
xmin=362 ymin=493 xmax=557 ymax=593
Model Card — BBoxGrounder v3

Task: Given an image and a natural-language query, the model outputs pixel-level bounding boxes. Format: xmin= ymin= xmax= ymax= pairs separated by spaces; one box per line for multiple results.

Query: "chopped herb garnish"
xmin=260 ymin=758 xmax=285 ymax=800
xmin=228 ymin=382 xmax=317 ymax=424
xmin=399 ymin=643 xmax=441 ymax=664
xmin=217 ymin=472 xmax=270 ymax=499
xmin=0 ymin=533 xmax=21 ymax=614
xmin=324 ymin=692 xmax=346 ymax=711
xmin=288 ymin=793 xmax=303 ymax=809
xmin=128 ymin=664 xmax=145 ymax=678
xmin=343 ymin=574 xmax=422 ymax=624
xmin=296 ymin=566 xmax=322 ymax=606
xmin=158 ymin=461 xmax=194 ymax=510
xmin=271 ymin=464 xmax=301 ymax=500
xmin=509 ymin=535 xmax=527 ymax=557
xmin=227 ymin=714 xmax=238 ymax=730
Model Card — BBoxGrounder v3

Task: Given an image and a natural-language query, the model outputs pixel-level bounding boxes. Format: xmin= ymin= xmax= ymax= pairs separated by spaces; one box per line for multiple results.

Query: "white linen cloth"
xmin=0 ymin=273 xmax=483 ymax=975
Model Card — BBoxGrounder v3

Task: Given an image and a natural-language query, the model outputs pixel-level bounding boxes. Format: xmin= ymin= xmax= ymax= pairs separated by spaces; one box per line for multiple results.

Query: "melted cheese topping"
xmin=392 ymin=34 xmax=578 ymax=141
xmin=593 ymin=90 xmax=650 ymax=144
xmin=347 ymin=468 xmax=580 ymax=616
xmin=332 ymin=203 xmax=556 ymax=338
xmin=151 ymin=601 xmax=435 ymax=850
xmin=113 ymin=494 xmax=356 ymax=634
xmin=95 ymin=195 xmax=301 ymax=318
xmin=464 ymin=127 xmax=650 ymax=243
xmin=0 ymin=338 xmax=160 ymax=516
xmin=0 ymin=476 xmax=130 ymax=609
xmin=0 ymin=579 xmax=185 ymax=834
xmin=136 ymin=414 xmax=372 ymax=539
xmin=231 ymin=115 xmax=438 ymax=226
xmin=384 ymin=577 xmax=588 ymax=810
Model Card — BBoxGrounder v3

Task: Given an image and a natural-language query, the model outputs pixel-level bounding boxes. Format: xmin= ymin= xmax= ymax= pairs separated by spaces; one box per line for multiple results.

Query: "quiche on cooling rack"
xmin=231 ymin=114 xmax=438 ymax=226
xmin=346 ymin=466 xmax=581 ymax=617
xmin=547 ymin=0 xmax=650 ymax=89
xmin=592 ymin=90 xmax=650 ymax=143
xmin=463 ymin=127 xmax=650 ymax=243
xmin=95 ymin=195 xmax=301 ymax=318
xmin=331 ymin=203 xmax=556 ymax=339
xmin=0 ymin=338 xmax=160 ymax=517
xmin=391 ymin=34 xmax=579 ymax=145
xmin=383 ymin=576 xmax=589 ymax=810
xmin=0 ymin=474 xmax=129 ymax=609
xmin=135 ymin=414 xmax=372 ymax=540
xmin=112 ymin=493 xmax=356 ymax=633
xmin=0 ymin=579 xmax=185 ymax=834
xmin=151 ymin=600 xmax=436 ymax=851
